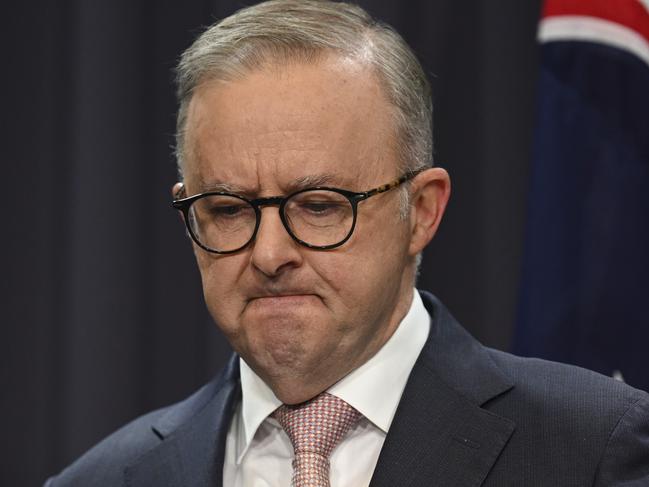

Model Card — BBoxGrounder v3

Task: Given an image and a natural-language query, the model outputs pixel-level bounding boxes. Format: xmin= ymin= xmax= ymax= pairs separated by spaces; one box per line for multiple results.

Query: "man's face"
xmin=182 ymin=55 xmax=419 ymax=403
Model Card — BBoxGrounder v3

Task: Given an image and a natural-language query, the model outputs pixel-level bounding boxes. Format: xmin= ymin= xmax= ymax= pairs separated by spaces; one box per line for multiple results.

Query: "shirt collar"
xmin=235 ymin=289 xmax=430 ymax=462
xmin=237 ymin=356 xmax=283 ymax=463
xmin=328 ymin=290 xmax=430 ymax=432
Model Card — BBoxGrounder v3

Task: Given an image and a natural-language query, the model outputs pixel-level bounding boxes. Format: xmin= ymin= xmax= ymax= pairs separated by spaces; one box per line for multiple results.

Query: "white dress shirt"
xmin=223 ymin=290 xmax=430 ymax=487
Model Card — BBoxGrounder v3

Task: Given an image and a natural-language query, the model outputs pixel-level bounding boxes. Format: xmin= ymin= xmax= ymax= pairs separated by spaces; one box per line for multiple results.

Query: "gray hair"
xmin=174 ymin=0 xmax=433 ymax=182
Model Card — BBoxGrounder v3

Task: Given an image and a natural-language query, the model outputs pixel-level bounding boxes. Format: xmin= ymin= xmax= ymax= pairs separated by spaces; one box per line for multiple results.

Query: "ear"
xmin=172 ymin=182 xmax=186 ymax=223
xmin=172 ymin=182 xmax=184 ymax=199
xmin=407 ymin=167 xmax=451 ymax=256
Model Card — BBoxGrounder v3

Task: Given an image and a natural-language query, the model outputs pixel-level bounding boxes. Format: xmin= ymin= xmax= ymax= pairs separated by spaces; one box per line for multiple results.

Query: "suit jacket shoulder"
xmin=44 ymin=358 xmax=241 ymax=486
xmin=484 ymin=347 xmax=649 ymax=486
xmin=370 ymin=291 xmax=649 ymax=486
xmin=44 ymin=406 xmax=171 ymax=486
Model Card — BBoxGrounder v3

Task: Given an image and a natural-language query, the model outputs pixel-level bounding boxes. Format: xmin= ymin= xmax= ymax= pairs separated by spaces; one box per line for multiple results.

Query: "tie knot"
xmin=273 ymin=392 xmax=361 ymax=458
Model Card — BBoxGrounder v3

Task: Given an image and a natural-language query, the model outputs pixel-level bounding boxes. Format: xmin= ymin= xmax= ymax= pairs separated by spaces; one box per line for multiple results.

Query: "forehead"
xmin=183 ymin=55 xmax=399 ymax=193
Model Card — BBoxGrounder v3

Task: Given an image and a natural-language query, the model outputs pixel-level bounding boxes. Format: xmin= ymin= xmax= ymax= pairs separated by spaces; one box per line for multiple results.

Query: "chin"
xmin=245 ymin=332 xmax=308 ymax=371
xmin=266 ymin=366 xmax=333 ymax=405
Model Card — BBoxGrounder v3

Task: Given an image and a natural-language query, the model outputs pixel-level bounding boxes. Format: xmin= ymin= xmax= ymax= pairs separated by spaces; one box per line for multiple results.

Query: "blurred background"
xmin=5 ymin=0 xmax=646 ymax=485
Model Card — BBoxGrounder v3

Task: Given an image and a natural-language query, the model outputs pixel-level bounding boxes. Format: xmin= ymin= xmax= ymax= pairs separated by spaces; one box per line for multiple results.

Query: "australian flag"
xmin=514 ymin=0 xmax=649 ymax=391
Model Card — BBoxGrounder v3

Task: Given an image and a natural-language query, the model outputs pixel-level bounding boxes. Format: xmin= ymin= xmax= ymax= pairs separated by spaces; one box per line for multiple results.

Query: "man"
xmin=46 ymin=1 xmax=649 ymax=486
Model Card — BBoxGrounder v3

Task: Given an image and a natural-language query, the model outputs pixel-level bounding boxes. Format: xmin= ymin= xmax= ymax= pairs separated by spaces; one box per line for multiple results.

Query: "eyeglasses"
xmin=172 ymin=169 xmax=423 ymax=254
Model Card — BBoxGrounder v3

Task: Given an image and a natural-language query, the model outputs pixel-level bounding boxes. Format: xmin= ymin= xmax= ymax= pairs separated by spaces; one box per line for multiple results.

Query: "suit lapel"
xmin=370 ymin=292 xmax=516 ymax=487
xmin=125 ymin=357 xmax=241 ymax=487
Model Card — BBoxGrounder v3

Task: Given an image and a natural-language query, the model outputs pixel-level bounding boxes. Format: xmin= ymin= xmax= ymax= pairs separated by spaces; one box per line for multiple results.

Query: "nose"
xmin=250 ymin=207 xmax=303 ymax=277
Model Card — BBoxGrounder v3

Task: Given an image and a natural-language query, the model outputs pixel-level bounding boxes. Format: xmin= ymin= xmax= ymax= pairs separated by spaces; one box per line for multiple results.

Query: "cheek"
xmin=347 ymin=213 xmax=409 ymax=273
xmin=311 ymin=237 xmax=405 ymax=311
xmin=194 ymin=251 xmax=248 ymax=325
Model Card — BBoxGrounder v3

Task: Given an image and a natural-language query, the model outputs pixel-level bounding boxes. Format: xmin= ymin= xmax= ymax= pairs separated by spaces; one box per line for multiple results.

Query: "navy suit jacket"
xmin=46 ymin=292 xmax=649 ymax=486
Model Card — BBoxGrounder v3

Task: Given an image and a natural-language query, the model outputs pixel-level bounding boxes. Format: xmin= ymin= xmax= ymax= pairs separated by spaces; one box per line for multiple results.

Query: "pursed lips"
xmin=246 ymin=292 xmax=320 ymax=308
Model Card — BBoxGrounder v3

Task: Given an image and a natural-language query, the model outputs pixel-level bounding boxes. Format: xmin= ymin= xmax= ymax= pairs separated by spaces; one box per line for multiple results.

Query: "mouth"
xmin=246 ymin=293 xmax=320 ymax=308
xmin=250 ymin=293 xmax=316 ymax=301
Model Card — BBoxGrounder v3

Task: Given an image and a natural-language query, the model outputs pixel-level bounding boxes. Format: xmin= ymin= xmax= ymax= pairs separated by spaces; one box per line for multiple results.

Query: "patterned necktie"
xmin=273 ymin=392 xmax=362 ymax=487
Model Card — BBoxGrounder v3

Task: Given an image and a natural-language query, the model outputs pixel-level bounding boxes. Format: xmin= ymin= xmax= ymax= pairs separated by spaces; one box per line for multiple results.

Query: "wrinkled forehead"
xmin=182 ymin=56 xmax=401 ymax=195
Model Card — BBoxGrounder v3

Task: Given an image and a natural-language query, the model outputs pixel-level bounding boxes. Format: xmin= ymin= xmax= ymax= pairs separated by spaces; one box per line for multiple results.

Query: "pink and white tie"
xmin=273 ymin=392 xmax=362 ymax=487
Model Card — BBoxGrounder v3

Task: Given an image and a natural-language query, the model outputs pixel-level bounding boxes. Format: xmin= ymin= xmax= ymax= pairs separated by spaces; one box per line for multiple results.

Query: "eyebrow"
xmin=199 ymin=181 xmax=250 ymax=195
xmin=288 ymin=173 xmax=342 ymax=191
xmin=198 ymin=173 xmax=349 ymax=197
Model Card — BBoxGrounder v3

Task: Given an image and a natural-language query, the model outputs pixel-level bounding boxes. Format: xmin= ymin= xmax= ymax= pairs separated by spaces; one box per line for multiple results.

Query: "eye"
xmin=287 ymin=190 xmax=351 ymax=220
xmin=300 ymin=201 xmax=345 ymax=215
xmin=211 ymin=204 xmax=244 ymax=216
xmin=207 ymin=203 xmax=253 ymax=220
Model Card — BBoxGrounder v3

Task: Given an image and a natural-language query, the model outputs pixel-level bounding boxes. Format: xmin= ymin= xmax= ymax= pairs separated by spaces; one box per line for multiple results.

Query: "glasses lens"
xmin=284 ymin=190 xmax=354 ymax=247
xmin=188 ymin=194 xmax=256 ymax=252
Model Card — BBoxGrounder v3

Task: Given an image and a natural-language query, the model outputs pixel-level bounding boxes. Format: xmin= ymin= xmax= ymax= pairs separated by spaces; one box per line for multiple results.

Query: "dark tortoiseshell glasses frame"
xmin=172 ymin=168 xmax=425 ymax=254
